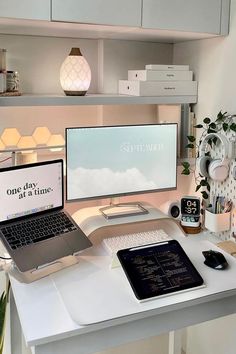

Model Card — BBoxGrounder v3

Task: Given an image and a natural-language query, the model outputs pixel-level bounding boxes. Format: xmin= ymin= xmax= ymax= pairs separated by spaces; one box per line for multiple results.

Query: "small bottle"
xmin=6 ymin=71 xmax=19 ymax=92
xmin=0 ymin=49 xmax=6 ymax=72
xmin=0 ymin=49 xmax=7 ymax=93
xmin=0 ymin=71 xmax=6 ymax=93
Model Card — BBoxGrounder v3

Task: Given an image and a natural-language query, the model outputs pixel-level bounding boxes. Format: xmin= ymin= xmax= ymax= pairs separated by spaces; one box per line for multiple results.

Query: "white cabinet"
xmin=142 ymin=0 xmax=230 ymax=35
xmin=0 ymin=0 xmax=50 ymax=21
xmin=51 ymin=0 xmax=142 ymax=27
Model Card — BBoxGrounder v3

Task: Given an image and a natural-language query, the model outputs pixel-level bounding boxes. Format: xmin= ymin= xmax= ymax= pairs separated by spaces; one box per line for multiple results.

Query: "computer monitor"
xmin=66 ymin=123 xmax=177 ymax=213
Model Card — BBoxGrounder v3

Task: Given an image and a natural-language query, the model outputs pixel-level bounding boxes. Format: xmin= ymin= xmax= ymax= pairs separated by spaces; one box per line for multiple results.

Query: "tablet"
xmin=117 ymin=240 xmax=204 ymax=302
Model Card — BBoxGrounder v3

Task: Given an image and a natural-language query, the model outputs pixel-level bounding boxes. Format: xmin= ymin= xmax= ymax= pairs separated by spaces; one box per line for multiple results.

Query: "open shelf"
xmin=0 ymin=93 xmax=197 ymax=107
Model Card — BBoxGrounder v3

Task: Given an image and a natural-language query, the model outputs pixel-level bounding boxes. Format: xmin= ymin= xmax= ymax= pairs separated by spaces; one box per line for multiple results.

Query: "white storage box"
xmin=119 ymin=80 xmax=197 ymax=96
xmin=128 ymin=70 xmax=193 ymax=81
xmin=145 ymin=64 xmax=189 ymax=71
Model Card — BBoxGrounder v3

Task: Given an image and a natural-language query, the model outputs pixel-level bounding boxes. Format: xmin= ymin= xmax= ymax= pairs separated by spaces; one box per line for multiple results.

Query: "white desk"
xmin=8 ymin=206 xmax=236 ymax=354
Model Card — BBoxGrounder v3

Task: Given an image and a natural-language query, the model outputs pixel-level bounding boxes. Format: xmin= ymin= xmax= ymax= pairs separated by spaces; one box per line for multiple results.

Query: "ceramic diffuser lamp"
xmin=60 ymin=48 xmax=91 ymax=96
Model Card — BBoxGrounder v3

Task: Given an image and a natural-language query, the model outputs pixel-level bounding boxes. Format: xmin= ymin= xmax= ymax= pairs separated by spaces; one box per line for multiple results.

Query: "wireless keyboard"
xmin=102 ymin=229 xmax=172 ymax=256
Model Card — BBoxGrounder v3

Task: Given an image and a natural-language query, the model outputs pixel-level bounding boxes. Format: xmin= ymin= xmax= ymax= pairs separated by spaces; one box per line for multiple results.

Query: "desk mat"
xmin=51 ymin=240 xmax=236 ymax=325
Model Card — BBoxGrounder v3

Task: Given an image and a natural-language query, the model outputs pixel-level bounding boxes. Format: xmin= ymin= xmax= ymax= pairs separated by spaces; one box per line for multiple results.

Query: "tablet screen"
xmin=117 ymin=240 xmax=204 ymax=301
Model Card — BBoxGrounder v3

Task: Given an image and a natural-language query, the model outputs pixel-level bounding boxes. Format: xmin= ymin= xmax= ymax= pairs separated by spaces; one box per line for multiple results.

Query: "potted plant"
xmin=0 ymin=280 xmax=10 ymax=354
xmin=181 ymin=111 xmax=236 ymax=201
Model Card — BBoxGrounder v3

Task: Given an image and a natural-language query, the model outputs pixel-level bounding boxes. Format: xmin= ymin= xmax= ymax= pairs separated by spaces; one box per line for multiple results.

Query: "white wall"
xmin=101 ymin=39 xmax=173 ymax=93
xmin=173 ymin=1 xmax=236 ymax=353
xmin=173 ymin=0 xmax=236 ymax=119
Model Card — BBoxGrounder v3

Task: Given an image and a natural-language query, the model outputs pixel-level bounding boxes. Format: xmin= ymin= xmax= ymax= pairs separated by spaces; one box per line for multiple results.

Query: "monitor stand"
xmin=99 ymin=199 xmax=149 ymax=219
xmin=71 ymin=202 xmax=186 ymax=246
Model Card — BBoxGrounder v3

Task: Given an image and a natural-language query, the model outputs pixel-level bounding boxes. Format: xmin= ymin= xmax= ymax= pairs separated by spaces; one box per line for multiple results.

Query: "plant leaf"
xmin=213 ymin=137 xmax=218 ymax=145
xmin=230 ymin=123 xmax=236 ymax=132
xmin=187 ymin=135 xmax=196 ymax=142
xmin=201 ymin=191 xmax=209 ymax=199
xmin=186 ymin=143 xmax=194 ymax=149
xmin=207 ymin=128 xmax=217 ymax=134
xmin=216 ymin=111 xmax=224 ymax=121
xmin=182 ymin=161 xmax=190 ymax=169
xmin=0 ymin=292 xmax=7 ymax=346
xmin=195 ymin=185 xmax=201 ymax=192
xmin=207 ymin=138 xmax=213 ymax=148
xmin=194 ymin=124 xmax=203 ymax=128
xmin=181 ymin=169 xmax=190 ymax=175
xmin=209 ymin=122 xmax=216 ymax=129
xmin=203 ymin=117 xmax=211 ymax=124
xmin=216 ymin=110 xmax=227 ymax=122
xmin=200 ymin=180 xmax=208 ymax=186
xmin=223 ymin=122 xmax=229 ymax=132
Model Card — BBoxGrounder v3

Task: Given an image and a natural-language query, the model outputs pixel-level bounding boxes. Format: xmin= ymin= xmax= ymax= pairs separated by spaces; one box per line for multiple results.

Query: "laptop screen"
xmin=0 ymin=160 xmax=63 ymax=223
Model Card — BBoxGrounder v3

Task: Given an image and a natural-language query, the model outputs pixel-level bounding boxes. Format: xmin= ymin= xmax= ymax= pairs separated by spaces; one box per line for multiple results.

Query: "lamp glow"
xmin=60 ymin=48 xmax=91 ymax=96
xmin=47 ymin=134 xmax=65 ymax=152
xmin=1 ymin=128 xmax=21 ymax=147
xmin=18 ymin=136 xmax=36 ymax=153
xmin=33 ymin=126 xmax=51 ymax=145
xmin=0 ymin=138 xmax=5 ymax=150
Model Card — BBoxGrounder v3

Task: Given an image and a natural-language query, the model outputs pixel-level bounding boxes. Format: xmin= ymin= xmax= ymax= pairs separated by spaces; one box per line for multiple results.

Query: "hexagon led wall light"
xmin=47 ymin=134 xmax=65 ymax=152
xmin=18 ymin=136 xmax=36 ymax=153
xmin=32 ymin=126 xmax=51 ymax=145
xmin=1 ymin=128 xmax=21 ymax=147
xmin=60 ymin=48 xmax=91 ymax=96
xmin=0 ymin=138 xmax=5 ymax=151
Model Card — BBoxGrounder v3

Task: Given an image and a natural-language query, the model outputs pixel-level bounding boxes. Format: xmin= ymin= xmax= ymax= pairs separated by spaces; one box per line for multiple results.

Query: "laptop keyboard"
xmin=1 ymin=212 xmax=77 ymax=250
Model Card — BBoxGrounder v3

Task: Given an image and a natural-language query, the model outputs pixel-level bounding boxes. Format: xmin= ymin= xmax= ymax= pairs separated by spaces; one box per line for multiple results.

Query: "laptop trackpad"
xmin=37 ymin=237 xmax=72 ymax=265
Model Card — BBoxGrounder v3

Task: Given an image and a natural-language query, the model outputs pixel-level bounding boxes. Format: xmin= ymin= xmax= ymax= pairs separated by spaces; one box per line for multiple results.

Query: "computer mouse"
xmin=202 ymin=250 xmax=228 ymax=270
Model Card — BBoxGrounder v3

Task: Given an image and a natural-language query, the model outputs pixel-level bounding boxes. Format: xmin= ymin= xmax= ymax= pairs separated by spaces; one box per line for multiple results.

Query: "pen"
xmin=223 ymin=200 xmax=232 ymax=213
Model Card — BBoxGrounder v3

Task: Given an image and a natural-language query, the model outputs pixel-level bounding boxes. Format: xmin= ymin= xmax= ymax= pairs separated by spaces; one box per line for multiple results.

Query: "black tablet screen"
xmin=117 ymin=240 xmax=204 ymax=301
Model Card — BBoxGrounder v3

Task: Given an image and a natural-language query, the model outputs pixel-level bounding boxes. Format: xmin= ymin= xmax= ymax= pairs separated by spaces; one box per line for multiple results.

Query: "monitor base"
xmin=100 ymin=203 xmax=149 ymax=220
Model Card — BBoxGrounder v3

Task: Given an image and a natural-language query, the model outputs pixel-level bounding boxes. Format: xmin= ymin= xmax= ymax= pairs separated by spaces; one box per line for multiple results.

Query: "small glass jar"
xmin=6 ymin=71 xmax=19 ymax=92
xmin=0 ymin=71 xmax=6 ymax=93
xmin=0 ymin=49 xmax=6 ymax=72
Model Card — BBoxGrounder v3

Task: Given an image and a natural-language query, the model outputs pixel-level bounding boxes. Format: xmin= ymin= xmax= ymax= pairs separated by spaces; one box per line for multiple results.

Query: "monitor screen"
xmin=66 ymin=124 xmax=177 ymax=201
xmin=0 ymin=160 xmax=63 ymax=223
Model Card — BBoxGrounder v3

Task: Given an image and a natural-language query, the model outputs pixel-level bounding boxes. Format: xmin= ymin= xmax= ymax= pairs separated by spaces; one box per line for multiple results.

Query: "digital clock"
xmin=180 ymin=196 xmax=201 ymax=227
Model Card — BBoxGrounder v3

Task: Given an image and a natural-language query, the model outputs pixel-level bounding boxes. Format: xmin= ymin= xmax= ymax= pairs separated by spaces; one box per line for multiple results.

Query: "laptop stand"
xmin=8 ymin=255 xmax=79 ymax=283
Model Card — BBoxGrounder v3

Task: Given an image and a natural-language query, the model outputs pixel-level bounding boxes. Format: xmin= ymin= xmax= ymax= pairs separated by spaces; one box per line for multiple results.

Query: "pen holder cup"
xmin=205 ymin=210 xmax=231 ymax=233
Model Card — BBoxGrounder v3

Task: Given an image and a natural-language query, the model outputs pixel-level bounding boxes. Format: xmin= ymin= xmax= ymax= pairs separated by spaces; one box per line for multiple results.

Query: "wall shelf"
xmin=0 ymin=94 xmax=197 ymax=107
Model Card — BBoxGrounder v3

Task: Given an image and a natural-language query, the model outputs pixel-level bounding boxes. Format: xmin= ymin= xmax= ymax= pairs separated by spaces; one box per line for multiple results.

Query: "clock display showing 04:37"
xmin=180 ymin=196 xmax=201 ymax=228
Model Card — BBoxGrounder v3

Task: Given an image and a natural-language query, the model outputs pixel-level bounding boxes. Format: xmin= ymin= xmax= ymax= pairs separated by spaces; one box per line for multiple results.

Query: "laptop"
xmin=0 ymin=159 xmax=92 ymax=272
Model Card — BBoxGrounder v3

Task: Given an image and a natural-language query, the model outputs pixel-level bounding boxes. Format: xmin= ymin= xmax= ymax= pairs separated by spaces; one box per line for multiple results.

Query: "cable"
xmin=0 ymin=156 xmax=12 ymax=164
xmin=0 ymin=256 xmax=12 ymax=260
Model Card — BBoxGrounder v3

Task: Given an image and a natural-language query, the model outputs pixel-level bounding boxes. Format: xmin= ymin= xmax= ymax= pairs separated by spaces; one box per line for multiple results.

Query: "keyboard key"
xmin=102 ymin=229 xmax=172 ymax=256
xmin=1 ymin=212 xmax=76 ymax=250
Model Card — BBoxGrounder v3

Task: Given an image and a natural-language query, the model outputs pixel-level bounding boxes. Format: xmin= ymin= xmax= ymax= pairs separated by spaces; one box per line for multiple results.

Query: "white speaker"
xmin=159 ymin=200 xmax=181 ymax=220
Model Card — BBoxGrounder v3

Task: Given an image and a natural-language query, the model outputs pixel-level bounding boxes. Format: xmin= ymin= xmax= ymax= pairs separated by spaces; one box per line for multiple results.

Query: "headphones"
xmin=197 ymin=133 xmax=230 ymax=182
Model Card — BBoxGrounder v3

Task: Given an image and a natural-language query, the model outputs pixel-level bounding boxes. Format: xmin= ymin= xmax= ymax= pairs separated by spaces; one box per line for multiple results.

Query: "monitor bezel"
xmin=66 ymin=123 xmax=178 ymax=202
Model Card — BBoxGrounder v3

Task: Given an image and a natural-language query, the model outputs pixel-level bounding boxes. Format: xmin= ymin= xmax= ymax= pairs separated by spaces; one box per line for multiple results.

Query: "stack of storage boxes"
xmin=119 ymin=64 xmax=197 ymax=96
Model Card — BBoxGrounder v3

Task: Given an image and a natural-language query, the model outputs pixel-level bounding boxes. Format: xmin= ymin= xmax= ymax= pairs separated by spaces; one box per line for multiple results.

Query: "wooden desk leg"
xmin=169 ymin=329 xmax=186 ymax=354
